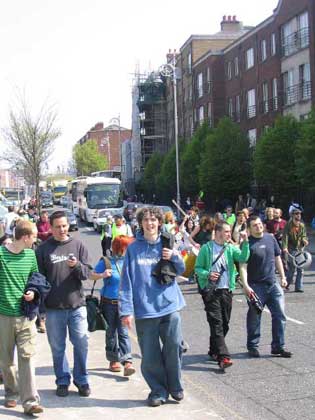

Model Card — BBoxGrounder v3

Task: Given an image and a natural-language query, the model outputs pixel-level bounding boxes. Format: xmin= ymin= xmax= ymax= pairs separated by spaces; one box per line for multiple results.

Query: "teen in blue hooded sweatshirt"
xmin=119 ymin=206 xmax=185 ymax=407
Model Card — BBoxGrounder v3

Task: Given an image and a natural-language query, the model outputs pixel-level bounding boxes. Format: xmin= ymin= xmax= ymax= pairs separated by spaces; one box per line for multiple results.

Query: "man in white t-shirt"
xmin=4 ymin=206 xmax=18 ymax=236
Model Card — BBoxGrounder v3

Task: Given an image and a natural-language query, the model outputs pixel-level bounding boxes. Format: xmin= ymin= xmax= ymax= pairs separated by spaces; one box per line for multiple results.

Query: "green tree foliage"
xmin=156 ymin=146 xmax=177 ymax=202
xmin=295 ymin=111 xmax=315 ymax=190
xmin=199 ymin=117 xmax=251 ymax=200
xmin=253 ymin=115 xmax=300 ymax=197
xmin=180 ymin=122 xmax=212 ymax=198
xmin=141 ymin=152 xmax=164 ymax=199
xmin=73 ymin=139 xmax=107 ymax=176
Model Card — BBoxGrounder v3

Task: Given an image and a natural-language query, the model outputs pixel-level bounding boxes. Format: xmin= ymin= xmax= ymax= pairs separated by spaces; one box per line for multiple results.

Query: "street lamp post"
xmin=109 ymin=115 xmax=121 ymax=173
xmin=159 ymin=54 xmax=181 ymax=212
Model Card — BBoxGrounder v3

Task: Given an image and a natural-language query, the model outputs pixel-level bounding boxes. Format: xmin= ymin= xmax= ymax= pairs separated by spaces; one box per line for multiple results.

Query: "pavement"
xmin=0 ymin=315 xmax=222 ymax=420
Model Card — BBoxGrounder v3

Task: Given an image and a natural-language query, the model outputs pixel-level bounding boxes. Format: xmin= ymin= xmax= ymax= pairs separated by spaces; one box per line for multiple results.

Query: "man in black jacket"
xmin=36 ymin=211 xmax=91 ymax=398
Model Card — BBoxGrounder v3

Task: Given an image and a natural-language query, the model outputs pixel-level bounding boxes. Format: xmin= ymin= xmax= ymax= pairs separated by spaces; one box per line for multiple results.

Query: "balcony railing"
xmin=283 ymin=81 xmax=311 ymax=106
xmin=247 ymin=105 xmax=257 ymax=119
xmin=281 ymin=27 xmax=310 ymax=57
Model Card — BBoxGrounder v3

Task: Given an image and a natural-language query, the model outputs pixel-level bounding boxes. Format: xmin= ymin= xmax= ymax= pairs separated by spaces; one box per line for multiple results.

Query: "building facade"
xmin=77 ymin=122 xmax=131 ymax=172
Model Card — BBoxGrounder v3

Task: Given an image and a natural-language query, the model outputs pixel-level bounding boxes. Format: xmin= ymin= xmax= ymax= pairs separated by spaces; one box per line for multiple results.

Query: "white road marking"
xmin=235 ymin=298 xmax=305 ymax=325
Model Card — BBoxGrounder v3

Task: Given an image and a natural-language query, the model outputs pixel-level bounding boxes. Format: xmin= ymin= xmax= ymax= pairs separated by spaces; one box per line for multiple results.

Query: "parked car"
xmin=60 ymin=196 xmax=68 ymax=207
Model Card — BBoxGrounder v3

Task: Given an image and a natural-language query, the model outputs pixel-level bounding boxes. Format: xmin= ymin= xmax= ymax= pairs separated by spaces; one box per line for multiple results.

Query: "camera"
xmin=247 ymin=291 xmax=264 ymax=314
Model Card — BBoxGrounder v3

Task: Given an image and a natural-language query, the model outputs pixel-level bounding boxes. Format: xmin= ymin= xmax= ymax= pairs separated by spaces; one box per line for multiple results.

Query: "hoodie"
xmin=119 ymin=231 xmax=186 ymax=319
xmin=36 ymin=236 xmax=91 ymax=309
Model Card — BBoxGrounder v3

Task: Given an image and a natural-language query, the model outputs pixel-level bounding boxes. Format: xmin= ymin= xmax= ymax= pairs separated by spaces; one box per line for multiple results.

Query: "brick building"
xmin=191 ymin=0 xmax=314 ymax=145
xmin=78 ymin=122 xmax=131 ymax=172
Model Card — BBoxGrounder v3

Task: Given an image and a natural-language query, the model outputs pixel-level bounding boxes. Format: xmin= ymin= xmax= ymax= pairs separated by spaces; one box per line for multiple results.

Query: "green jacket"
xmin=195 ymin=240 xmax=250 ymax=291
xmin=282 ymin=220 xmax=308 ymax=250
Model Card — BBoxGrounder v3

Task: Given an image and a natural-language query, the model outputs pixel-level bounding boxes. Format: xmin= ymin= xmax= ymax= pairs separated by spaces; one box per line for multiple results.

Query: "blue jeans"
xmin=287 ymin=250 xmax=304 ymax=291
xmin=135 ymin=311 xmax=183 ymax=401
xmin=100 ymin=301 xmax=132 ymax=363
xmin=46 ymin=307 xmax=89 ymax=386
xmin=247 ymin=282 xmax=286 ymax=352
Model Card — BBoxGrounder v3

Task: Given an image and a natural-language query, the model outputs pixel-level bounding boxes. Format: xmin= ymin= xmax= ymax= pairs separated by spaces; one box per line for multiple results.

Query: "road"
xmin=73 ymin=213 xmax=315 ymax=420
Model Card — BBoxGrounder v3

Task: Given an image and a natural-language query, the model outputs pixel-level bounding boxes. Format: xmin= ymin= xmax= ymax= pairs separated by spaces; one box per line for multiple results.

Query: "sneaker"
xmin=74 ymin=382 xmax=91 ymax=397
xmin=109 ymin=361 xmax=121 ymax=372
xmin=37 ymin=320 xmax=46 ymax=333
xmin=24 ymin=405 xmax=44 ymax=415
xmin=295 ymin=289 xmax=304 ymax=293
xmin=4 ymin=400 xmax=17 ymax=408
xmin=271 ymin=349 xmax=292 ymax=358
xmin=147 ymin=397 xmax=164 ymax=407
xmin=171 ymin=391 xmax=184 ymax=401
xmin=123 ymin=362 xmax=136 ymax=377
xmin=248 ymin=348 xmax=260 ymax=358
xmin=56 ymin=384 xmax=69 ymax=397
xmin=0 ymin=372 xmax=3 ymax=384
xmin=219 ymin=357 xmax=233 ymax=368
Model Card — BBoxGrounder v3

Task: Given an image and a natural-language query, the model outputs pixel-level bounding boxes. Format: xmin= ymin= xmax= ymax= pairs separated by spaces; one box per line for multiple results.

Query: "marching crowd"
xmin=0 ymin=197 xmax=311 ymax=414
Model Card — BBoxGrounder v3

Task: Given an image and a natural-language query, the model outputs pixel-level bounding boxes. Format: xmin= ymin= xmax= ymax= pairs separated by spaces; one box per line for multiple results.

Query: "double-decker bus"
xmin=75 ymin=176 xmax=124 ymax=223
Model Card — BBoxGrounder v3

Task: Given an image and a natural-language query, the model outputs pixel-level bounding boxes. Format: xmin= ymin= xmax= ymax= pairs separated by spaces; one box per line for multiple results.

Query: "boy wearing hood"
xmin=119 ymin=206 xmax=185 ymax=407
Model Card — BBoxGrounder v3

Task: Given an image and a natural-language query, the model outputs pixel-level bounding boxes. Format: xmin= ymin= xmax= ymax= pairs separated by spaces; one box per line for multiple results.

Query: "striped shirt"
xmin=0 ymin=246 xmax=38 ymax=316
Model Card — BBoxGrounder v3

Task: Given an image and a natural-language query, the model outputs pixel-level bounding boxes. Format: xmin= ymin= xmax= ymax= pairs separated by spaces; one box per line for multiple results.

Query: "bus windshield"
xmin=86 ymin=184 xmax=121 ymax=209
xmin=53 ymin=186 xmax=67 ymax=193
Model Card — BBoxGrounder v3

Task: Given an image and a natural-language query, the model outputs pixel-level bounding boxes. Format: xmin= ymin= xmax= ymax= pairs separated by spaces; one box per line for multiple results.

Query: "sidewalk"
xmin=0 ymin=327 xmax=222 ymax=420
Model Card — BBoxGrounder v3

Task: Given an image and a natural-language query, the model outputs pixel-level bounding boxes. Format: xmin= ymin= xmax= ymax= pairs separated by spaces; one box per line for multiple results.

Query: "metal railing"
xmin=283 ymin=81 xmax=311 ymax=106
xmin=281 ymin=27 xmax=310 ymax=57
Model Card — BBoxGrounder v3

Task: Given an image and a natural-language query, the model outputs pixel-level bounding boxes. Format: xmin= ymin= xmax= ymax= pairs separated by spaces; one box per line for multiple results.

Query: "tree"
xmin=73 ymin=139 xmax=107 ymax=176
xmin=180 ymin=122 xmax=212 ymax=199
xmin=141 ymin=152 xmax=164 ymax=200
xmin=295 ymin=111 xmax=315 ymax=190
xmin=2 ymin=97 xmax=61 ymax=210
xmin=253 ymin=115 xmax=300 ymax=200
xmin=199 ymin=117 xmax=251 ymax=201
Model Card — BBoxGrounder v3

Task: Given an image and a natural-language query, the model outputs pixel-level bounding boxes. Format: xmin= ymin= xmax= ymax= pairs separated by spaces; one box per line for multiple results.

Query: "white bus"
xmin=90 ymin=170 xmax=121 ymax=180
xmin=75 ymin=176 xmax=124 ymax=223
xmin=67 ymin=178 xmax=83 ymax=216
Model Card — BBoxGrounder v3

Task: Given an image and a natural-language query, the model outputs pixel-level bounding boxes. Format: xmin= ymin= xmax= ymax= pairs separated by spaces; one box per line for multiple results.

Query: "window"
xmin=272 ymin=78 xmax=278 ymax=110
xmin=262 ymin=82 xmax=269 ymax=113
xmin=207 ymin=67 xmax=211 ymax=93
xmin=283 ymin=69 xmax=295 ymax=105
xmin=234 ymin=56 xmax=239 ymax=76
xmin=188 ymin=52 xmax=192 ymax=74
xmin=227 ymin=61 xmax=232 ymax=80
xmin=235 ymin=95 xmax=241 ymax=122
xmin=197 ymin=72 xmax=203 ymax=98
xmin=299 ymin=63 xmax=311 ymax=100
xmin=199 ymin=106 xmax=204 ymax=123
xmin=271 ymin=33 xmax=276 ymax=56
xmin=261 ymin=40 xmax=267 ymax=61
xmin=208 ymin=102 xmax=213 ymax=127
xmin=298 ymin=12 xmax=309 ymax=48
xmin=247 ymin=89 xmax=256 ymax=118
xmin=228 ymin=98 xmax=233 ymax=118
xmin=245 ymin=48 xmax=254 ymax=70
xmin=248 ymin=129 xmax=257 ymax=148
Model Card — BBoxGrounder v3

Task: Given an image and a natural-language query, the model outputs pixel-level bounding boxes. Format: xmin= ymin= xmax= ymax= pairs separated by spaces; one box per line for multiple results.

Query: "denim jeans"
xmin=287 ymin=250 xmax=304 ymax=291
xmin=247 ymin=282 xmax=286 ymax=352
xmin=135 ymin=311 xmax=183 ymax=401
xmin=46 ymin=306 xmax=89 ymax=386
xmin=100 ymin=302 xmax=132 ymax=363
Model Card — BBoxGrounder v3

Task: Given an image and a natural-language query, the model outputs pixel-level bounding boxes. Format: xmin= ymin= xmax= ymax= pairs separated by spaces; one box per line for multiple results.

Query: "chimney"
xmin=221 ymin=14 xmax=242 ymax=32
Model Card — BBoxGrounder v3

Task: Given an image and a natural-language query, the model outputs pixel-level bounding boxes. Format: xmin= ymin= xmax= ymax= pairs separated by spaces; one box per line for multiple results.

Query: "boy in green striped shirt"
xmin=0 ymin=220 xmax=44 ymax=415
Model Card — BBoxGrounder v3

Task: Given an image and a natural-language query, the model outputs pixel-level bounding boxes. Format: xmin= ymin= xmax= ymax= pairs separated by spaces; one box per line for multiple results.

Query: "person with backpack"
xmin=91 ymin=235 xmax=135 ymax=376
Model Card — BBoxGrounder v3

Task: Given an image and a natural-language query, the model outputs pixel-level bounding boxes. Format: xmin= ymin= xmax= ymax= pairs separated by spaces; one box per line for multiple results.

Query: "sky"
xmin=0 ymin=0 xmax=279 ymax=172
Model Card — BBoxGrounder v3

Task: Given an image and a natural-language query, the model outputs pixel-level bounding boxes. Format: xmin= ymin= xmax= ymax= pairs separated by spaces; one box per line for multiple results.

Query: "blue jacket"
xmin=21 ymin=272 xmax=51 ymax=320
xmin=119 ymin=231 xmax=185 ymax=319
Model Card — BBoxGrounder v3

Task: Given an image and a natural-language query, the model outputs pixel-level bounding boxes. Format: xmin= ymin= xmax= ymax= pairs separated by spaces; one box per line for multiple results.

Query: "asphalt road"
xmin=72 ymin=213 xmax=315 ymax=420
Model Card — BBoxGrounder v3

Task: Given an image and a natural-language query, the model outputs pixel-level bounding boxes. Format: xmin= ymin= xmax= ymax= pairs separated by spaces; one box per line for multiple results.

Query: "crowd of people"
xmin=0 ymin=196 xmax=311 ymax=413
